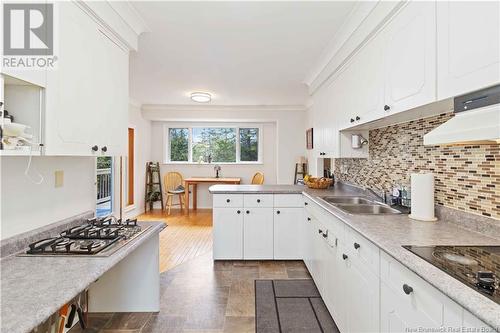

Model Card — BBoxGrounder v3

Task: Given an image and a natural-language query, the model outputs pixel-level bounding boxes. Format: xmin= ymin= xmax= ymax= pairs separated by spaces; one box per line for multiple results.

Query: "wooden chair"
xmin=163 ymin=172 xmax=186 ymax=215
xmin=251 ymin=172 xmax=264 ymax=185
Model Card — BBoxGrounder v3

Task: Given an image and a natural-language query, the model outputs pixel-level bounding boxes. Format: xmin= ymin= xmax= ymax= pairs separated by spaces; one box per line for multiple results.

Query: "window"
xmin=169 ymin=128 xmax=189 ymax=162
xmin=167 ymin=126 xmax=261 ymax=163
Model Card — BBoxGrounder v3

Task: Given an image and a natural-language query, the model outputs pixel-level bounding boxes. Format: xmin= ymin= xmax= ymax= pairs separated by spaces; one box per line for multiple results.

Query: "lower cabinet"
xmin=212 ymin=193 xmax=303 ymax=260
xmin=274 ymin=208 xmax=303 ymax=259
xmin=213 ymin=208 xmax=243 ymax=260
xmin=304 ymin=198 xmax=492 ymax=333
xmin=243 ymin=208 xmax=274 ymax=259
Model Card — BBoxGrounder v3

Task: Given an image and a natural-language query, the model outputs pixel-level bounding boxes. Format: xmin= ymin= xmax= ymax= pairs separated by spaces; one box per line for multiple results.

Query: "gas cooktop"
xmin=20 ymin=217 xmax=151 ymax=257
xmin=403 ymin=245 xmax=500 ymax=305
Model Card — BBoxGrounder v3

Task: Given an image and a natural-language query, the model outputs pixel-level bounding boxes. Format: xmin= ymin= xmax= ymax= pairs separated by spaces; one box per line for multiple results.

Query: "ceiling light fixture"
xmin=190 ymin=92 xmax=211 ymax=103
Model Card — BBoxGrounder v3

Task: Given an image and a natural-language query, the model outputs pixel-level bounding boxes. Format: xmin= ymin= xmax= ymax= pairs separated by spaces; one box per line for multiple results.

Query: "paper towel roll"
xmin=409 ymin=172 xmax=437 ymax=222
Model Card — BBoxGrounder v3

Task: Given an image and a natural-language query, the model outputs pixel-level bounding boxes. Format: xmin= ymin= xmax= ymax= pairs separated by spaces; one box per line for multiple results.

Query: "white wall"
xmin=124 ymin=103 xmax=152 ymax=218
xmin=143 ymin=106 xmax=306 ymax=182
xmin=150 ymin=122 xmax=276 ymax=208
xmin=0 ymin=156 xmax=95 ymax=239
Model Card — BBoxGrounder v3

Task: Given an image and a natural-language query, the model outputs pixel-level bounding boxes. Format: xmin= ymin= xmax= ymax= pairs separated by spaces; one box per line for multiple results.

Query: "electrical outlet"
xmin=55 ymin=170 xmax=64 ymax=188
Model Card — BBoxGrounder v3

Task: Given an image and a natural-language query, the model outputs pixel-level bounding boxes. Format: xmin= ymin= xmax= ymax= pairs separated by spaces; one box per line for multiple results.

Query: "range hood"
xmin=424 ymin=85 xmax=500 ymax=146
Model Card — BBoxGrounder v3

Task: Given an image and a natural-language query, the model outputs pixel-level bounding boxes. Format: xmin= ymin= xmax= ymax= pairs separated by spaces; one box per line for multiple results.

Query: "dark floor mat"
xmin=255 ymin=280 xmax=340 ymax=333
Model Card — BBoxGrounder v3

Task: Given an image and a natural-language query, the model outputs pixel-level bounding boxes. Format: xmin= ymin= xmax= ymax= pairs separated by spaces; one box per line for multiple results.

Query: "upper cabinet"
xmin=44 ymin=2 xmax=128 ymax=156
xmin=437 ymin=1 xmax=500 ymax=100
xmin=383 ymin=1 xmax=436 ymax=115
xmin=1 ymin=1 xmax=143 ymax=156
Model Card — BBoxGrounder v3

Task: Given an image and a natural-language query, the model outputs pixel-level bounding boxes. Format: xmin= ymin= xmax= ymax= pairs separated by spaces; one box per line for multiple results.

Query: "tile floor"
xmin=69 ymin=253 xmax=311 ymax=333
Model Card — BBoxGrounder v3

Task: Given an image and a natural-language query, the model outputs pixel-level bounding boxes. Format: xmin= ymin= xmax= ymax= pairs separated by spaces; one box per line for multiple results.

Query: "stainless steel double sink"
xmin=318 ymin=196 xmax=402 ymax=215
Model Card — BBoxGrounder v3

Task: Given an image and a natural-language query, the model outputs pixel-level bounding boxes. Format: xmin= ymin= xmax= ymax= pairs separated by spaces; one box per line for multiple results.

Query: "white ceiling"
xmin=129 ymin=1 xmax=356 ymax=106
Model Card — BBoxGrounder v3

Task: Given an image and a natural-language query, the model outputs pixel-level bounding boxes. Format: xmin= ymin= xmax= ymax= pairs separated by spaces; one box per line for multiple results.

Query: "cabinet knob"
xmin=237 ymin=210 xmax=241 ymax=214
xmin=403 ymin=284 xmax=414 ymax=295
xmin=304 ymin=202 xmax=308 ymax=206
xmin=246 ymin=210 xmax=250 ymax=214
xmin=354 ymin=242 xmax=360 ymax=250
xmin=276 ymin=210 xmax=280 ymax=214
xmin=307 ymin=217 xmax=311 ymax=221
xmin=384 ymin=105 xmax=391 ymax=111
xmin=318 ymin=229 xmax=323 ymax=234
xmin=355 ymin=116 xmax=360 ymax=121
xmin=257 ymin=199 xmax=261 ymax=203
xmin=322 ymin=232 xmax=327 ymax=238
xmin=226 ymin=199 xmax=230 ymax=203
xmin=350 ymin=118 xmax=355 ymax=123
xmin=91 ymin=145 xmax=99 ymax=152
xmin=342 ymin=254 xmax=348 ymax=260
xmin=101 ymin=146 xmax=108 ymax=153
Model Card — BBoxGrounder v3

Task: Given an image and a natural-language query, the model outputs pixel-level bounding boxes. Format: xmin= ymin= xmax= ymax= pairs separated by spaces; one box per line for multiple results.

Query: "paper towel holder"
xmin=351 ymin=134 xmax=368 ymax=149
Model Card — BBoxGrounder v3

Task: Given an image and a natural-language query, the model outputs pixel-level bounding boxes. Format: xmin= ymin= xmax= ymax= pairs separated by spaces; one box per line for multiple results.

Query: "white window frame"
xmin=164 ymin=124 xmax=263 ymax=165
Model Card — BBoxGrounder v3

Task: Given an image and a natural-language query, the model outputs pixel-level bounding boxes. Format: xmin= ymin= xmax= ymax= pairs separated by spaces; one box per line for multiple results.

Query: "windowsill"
xmin=162 ymin=162 xmax=263 ymax=166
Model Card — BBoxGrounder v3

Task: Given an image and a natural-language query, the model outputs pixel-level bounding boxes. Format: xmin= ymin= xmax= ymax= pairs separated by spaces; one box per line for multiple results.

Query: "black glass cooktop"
xmin=403 ymin=245 xmax=500 ymax=305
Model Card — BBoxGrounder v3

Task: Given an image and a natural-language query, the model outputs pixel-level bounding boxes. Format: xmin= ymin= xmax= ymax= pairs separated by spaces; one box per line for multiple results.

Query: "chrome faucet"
xmin=365 ymin=187 xmax=387 ymax=204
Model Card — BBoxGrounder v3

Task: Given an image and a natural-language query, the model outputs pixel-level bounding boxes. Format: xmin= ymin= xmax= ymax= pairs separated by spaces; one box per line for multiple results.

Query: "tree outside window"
xmin=167 ymin=126 xmax=260 ymax=163
xmin=169 ymin=128 xmax=189 ymax=161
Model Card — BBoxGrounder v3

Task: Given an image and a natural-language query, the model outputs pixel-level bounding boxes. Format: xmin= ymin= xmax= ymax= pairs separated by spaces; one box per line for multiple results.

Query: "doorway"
xmin=96 ymin=156 xmax=113 ymax=217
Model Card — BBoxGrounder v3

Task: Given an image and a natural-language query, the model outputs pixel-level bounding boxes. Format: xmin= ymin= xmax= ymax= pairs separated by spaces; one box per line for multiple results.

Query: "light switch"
xmin=55 ymin=170 xmax=64 ymax=188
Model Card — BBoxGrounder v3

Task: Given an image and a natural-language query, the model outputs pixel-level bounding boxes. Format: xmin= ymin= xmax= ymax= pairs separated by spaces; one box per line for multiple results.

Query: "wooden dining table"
xmin=184 ymin=177 xmax=241 ymax=214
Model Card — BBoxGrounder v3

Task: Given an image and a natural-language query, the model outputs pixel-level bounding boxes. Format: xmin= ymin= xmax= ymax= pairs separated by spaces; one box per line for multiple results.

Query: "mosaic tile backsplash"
xmin=334 ymin=113 xmax=500 ymax=220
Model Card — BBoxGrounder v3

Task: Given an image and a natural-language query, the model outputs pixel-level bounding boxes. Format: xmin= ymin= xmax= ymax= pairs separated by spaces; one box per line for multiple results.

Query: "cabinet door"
xmin=384 ymin=1 xmax=436 ymax=114
xmin=213 ymin=208 xmax=243 ymax=260
xmin=346 ymin=260 xmax=380 ymax=333
xmin=322 ymin=236 xmax=348 ymax=333
xmin=437 ymin=1 xmax=500 ymax=99
xmin=45 ymin=2 xmax=101 ymax=155
xmin=95 ymin=30 xmax=128 ymax=156
xmin=243 ymin=208 xmax=273 ymax=259
xmin=339 ymin=32 xmax=386 ymax=129
xmin=302 ymin=215 xmax=314 ymax=271
xmin=380 ymin=253 xmax=463 ymax=332
xmin=273 ymin=208 xmax=302 ymax=260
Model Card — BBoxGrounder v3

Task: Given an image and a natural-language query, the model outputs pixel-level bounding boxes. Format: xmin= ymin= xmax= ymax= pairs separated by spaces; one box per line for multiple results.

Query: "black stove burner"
xmin=403 ymin=245 xmax=500 ymax=305
xmin=25 ymin=216 xmax=147 ymax=256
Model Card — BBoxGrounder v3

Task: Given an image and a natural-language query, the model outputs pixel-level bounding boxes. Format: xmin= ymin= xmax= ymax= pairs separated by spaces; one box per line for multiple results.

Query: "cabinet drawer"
xmin=380 ymin=251 xmax=463 ymax=328
xmin=244 ymin=194 xmax=274 ymax=208
xmin=213 ymin=194 xmax=244 ymax=208
xmin=274 ymin=194 xmax=303 ymax=207
xmin=345 ymin=226 xmax=379 ymax=275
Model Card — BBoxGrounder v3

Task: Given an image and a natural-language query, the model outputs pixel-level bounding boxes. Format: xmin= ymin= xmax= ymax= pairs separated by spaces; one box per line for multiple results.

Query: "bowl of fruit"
xmin=303 ymin=175 xmax=333 ymax=189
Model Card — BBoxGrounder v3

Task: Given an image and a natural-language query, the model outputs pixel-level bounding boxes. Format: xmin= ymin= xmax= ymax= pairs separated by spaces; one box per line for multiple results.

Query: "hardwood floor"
xmin=138 ymin=209 xmax=213 ymax=273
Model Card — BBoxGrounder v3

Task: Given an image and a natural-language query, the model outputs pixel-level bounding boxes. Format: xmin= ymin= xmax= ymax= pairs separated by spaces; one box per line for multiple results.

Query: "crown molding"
xmin=74 ymin=1 xmax=148 ymax=52
xmin=305 ymin=1 xmax=406 ymax=95
xmin=141 ymin=104 xmax=307 ymax=113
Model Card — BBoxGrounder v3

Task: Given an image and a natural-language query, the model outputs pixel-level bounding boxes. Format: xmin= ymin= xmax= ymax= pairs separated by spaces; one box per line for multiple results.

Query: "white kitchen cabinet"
xmin=94 ymin=30 xmax=128 ymax=156
xmin=273 ymin=208 xmax=302 ymax=260
xmin=323 ymin=236 xmax=347 ymax=332
xmin=437 ymin=1 xmax=500 ymax=100
xmin=44 ymin=2 xmax=128 ymax=156
xmin=344 ymin=254 xmax=380 ymax=332
xmin=380 ymin=251 xmax=463 ymax=332
xmin=213 ymin=193 xmax=306 ymax=260
xmin=302 ymin=214 xmax=314 ymax=272
xmin=311 ymin=85 xmax=339 ymax=158
xmin=338 ymin=31 xmax=385 ymax=130
xmin=243 ymin=208 xmax=274 ymax=259
xmin=213 ymin=208 xmax=243 ymax=260
xmin=383 ymin=1 xmax=437 ymax=115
